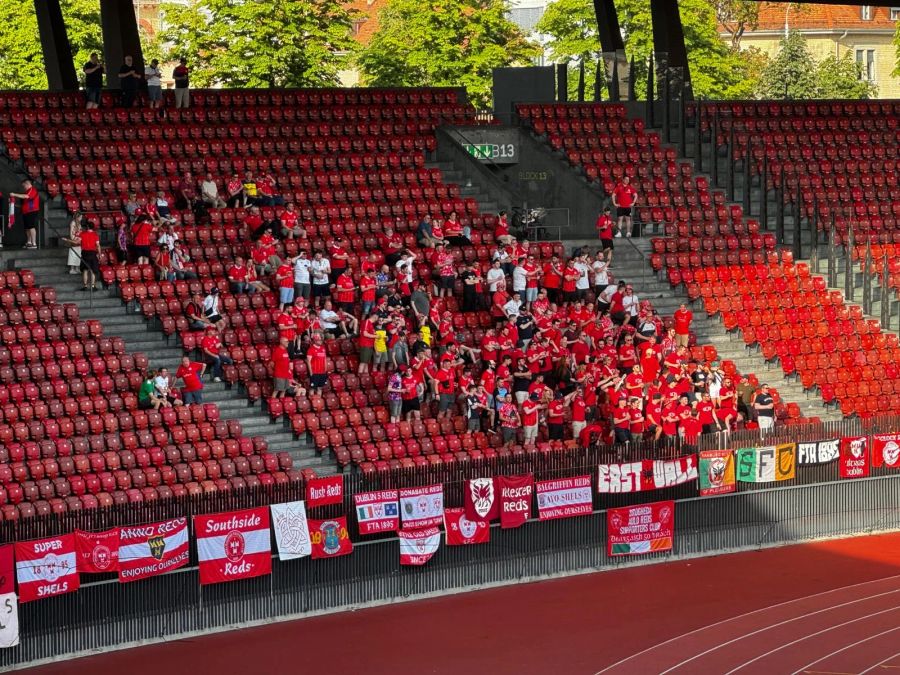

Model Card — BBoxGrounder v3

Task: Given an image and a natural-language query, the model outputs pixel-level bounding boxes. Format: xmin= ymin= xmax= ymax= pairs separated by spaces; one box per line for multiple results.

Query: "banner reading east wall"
xmin=399 ymin=484 xmax=444 ymax=529
xmin=535 ymin=476 xmax=592 ymax=520
xmin=797 ymin=439 xmax=839 ymax=465
xmin=839 ymin=436 xmax=869 ymax=479
xmin=195 ymin=508 xmax=272 ymax=586
xmin=597 ymin=456 xmax=698 ymax=494
xmin=872 ymin=433 xmax=900 ymax=469
xmin=118 ymin=518 xmax=189 ymax=583
xmin=735 ymin=445 xmax=796 ymax=483
xmin=607 ymin=501 xmax=675 ymax=556
xmin=698 ymin=450 xmax=736 ymax=496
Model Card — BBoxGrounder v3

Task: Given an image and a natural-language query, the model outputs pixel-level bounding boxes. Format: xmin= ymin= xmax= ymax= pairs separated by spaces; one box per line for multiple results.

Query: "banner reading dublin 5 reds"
xmin=196 ymin=508 xmax=272 ymax=585
xmin=498 ymin=474 xmax=533 ymax=529
xmin=75 ymin=528 xmax=120 ymax=574
xmin=535 ymin=476 xmax=592 ymax=520
xmin=118 ymin=518 xmax=189 ymax=583
xmin=839 ymin=436 xmax=869 ymax=479
xmin=872 ymin=433 xmax=900 ymax=469
xmin=399 ymin=484 xmax=444 ymax=529
xmin=607 ymin=501 xmax=675 ymax=556
xmin=354 ymin=489 xmax=399 ymax=535
xmin=464 ymin=477 xmax=498 ymax=522
xmin=15 ymin=534 xmax=79 ymax=603
xmin=736 ymin=445 xmax=796 ymax=483
xmin=797 ymin=439 xmax=839 ymax=465
xmin=597 ymin=456 xmax=698 ymax=493
xmin=270 ymin=501 xmax=312 ymax=561
xmin=698 ymin=450 xmax=736 ymax=496
xmin=309 ymin=517 xmax=353 ymax=559
xmin=444 ymin=508 xmax=490 ymax=545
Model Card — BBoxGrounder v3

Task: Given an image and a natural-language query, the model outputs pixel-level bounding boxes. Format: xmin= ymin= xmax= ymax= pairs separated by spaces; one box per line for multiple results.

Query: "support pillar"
xmin=34 ymin=0 xmax=78 ymax=91
xmin=650 ymin=0 xmax=692 ymax=98
xmin=101 ymin=0 xmax=144 ymax=89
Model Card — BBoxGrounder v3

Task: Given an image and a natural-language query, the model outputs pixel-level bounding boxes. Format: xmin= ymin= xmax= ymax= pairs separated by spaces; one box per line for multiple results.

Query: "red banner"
xmin=0 ymin=545 xmax=14 ymax=595
xmin=306 ymin=475 xmax=344 ymax=508
xmin=75 ymin=529 xmax=120 ymax=574
xmin=309 ymin=517 xmax=354 ymax=559
xmin=354 ymin=490 xmax=399 ymax=535
xmin=195 ymin=508 xmax=272 ymax=585
xmin=597 ymin=456 xmax=698 ymax=493
xmin=840 ymin=436 xmax=870 ymax=479
xmin=444 ymin=508 xmax=490 ymax=545
xmin=535 ymin=476 xmax=593 ymax=521
xmin=399 ymin=527 xmax=441 ymax=566
xmin=498 ymin=474 xmax=533 ymax=529
xmin=14 ymin=534 xmax=80 ymax=603
xmin=464 ymin=477 xmax=499 ymax=522
xmin=118 ymin=518 xmax=190 ymax=583
xmin=607 ymin=501 xmax=675 ymax=556
xmin=872 ymin=434 xmax=900 ymax=469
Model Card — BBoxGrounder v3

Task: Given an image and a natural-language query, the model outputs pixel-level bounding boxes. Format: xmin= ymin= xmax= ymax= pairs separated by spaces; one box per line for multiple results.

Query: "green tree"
xmin=757 ymin=32 xmax=877 ymax=99
xmin=159 ymin=0 xmax=357 ymax=88
xmin=534 ymin=0 xmax=604 ymax=100
xmin=0 ymin=0 xmax=103 ymax=90
xmin=358 ymin=0 xmax=539 ymax=107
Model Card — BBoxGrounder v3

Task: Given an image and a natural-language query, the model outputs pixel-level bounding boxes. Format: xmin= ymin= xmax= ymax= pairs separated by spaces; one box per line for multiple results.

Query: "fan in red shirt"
xmin=305 ymin=333 xmax=328 ymax=391
xmin=279 ymin=203 xmax=305 ymax=240
xmin=542 ymin=257 xmax=563 ymax=303
xmin=611 ymin=175 xmax=637 ymax=237
xmin=562 ymin=261 xmax=581 ymax=302
xmin=379 ymin=228 xmax=404 ymax=266
xmin=494 ymin=211 xmax=514 ymax=246
xmin=130 ymin=217 xmax=155 ymax=265
xmin=176 ymin=357 xmax=206 ymax=405
xmin=271 ymin=337 xmax=293 ymax=398
xmin=332 ymin=269 xmax=356 ymax=313
xmin=595 ymin=206 xmax=615 ymax=262
xmin=673 ymin=303 xmax=693 ymax=348
xmin=328 ymin=239 xmax=349 ymax=281
xmin=521 ymin=392 xmax=544 ymax=445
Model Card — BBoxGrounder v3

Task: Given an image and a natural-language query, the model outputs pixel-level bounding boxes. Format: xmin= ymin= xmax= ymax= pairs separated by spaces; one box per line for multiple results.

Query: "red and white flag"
xmin=464 ymin=477 xmax=498 ymax=522
xmin=118 ymin=518 xmax=189 ymax=583
xmin=872 ymin=434 xmax=900 ymax=468
xmin=0 ymin=545 xmax=14 ymax=595
xmin=399 ymin=484 xmax=444 ymax=529
xmin=839 ymin=436 xmax=870 ymax=479
xmin=444 ymin=508 xmax=490 ymax=545
xmin=75 ymin=528 xmax=120 ymax=574
xmin=354 ymin=490 xmax=400 ymax=535
xmin=399 ymin=527 xmax=441 ymax=565
xmin=15 ymin=534 xmax=80 ymax=603
xmin=309 ymin=516 xmax=354 ymax=559
xmin=498 ymin=474 xmax=533 ymax=529
xmin=535 ymin=475 xmax=593 ymax=521
xmin=195 ymin=508 xmax=272 ymax=585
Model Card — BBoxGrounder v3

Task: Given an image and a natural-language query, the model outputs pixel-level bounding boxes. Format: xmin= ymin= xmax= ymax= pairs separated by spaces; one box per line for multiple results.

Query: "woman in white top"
xmin=66 ymin=212 xmax=84 ymax=274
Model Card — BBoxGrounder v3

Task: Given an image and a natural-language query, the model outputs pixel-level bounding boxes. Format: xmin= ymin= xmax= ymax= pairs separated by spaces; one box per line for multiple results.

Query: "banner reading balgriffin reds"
xmin=195 ymin=508 xmax=271 ymax=585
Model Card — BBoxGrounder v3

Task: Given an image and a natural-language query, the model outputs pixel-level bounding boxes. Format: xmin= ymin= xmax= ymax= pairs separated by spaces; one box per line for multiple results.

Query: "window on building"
xmin=860 ymin=5 xmax=873 ymax=20
xmin=891 ymin=8 xmax=900 ymax=21
xmin=351 ymin=19 xmax=366 ymax=36
xmin=855 ymin=49 xmax=876 ymax=82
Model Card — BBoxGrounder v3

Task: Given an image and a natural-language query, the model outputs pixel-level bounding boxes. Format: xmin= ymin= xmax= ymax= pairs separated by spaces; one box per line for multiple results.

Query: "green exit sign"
xmin=462 ymin=143 xmax=517 ymax=163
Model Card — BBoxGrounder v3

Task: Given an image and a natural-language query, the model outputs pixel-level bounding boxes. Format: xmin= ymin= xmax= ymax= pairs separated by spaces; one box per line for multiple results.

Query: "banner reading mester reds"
xmin=839 ymin=436 xmax=870 ymax=479
xmin=305 ymin=475 xmax=344 ymax=508
xmin=118 ymin=518 xmax=189 ymax=583
xmin=535 ymin=475 xmax=593 ymax=521
xmin=15 ymin=534 xmax=79 ymax=603
xmin=196 ymin=508 xmax=272 ymax=585
xmin=596 ymin=456 xmax=698 ymax=493
xmin=354 ymin=489 xmax=400 ymax=535
xmin=872 ymin=433 xmax=900 ymax=469
xmin=498 ymin=474 xmax=533 ymax=528
xmin=74 ymin=528 xmax=120 ymax=574
xmin=607 ymin=501 xmax=675 ymax=556
xmin=399 ymin=484 xmax=444 ymax=529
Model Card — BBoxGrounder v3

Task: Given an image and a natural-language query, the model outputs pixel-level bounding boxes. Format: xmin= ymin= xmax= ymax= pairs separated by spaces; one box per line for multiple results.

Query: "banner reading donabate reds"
xmin=464 ymin=477 xmax=499 ymax=522
xmin=444 ymin=508 xmax=490 ymax=545
xmin=196 ymin=508 xmax=272 ymax=585
xmin=75 ymin=528 xmax=120 ymax=574
xmin=535 ymin=476 xmax=593 ymax=521
xmin=15 ymin=534 xmax=80 ymax=603
xmin=354 ymin=489 xmax=400 ymax=535
xmin=498 ymin=474 xmax=533 ymax=528
xmin=305 ymin=475 xmax=344 ymax=508
xmin=597 ymin=456 xmax=698 ymax=493
xmin=399 ymin=527 xmax=441 ymax=566
xmin=607 ymin=501 xmax=675 ymax=556
xmin=839 ymin=436 xmax=870 ymax=479
xmin=399 ymin=484 xmax=444 ymax=529
xmin=872 ymin=434 xmax=900 ymax=469
xmin=118 ymin=518 xmax=189 ymax=583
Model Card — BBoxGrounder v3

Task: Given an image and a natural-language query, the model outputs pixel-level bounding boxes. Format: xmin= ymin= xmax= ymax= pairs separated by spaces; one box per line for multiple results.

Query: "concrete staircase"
xmin=4 ymin=247 xmax=335 ymax=475
xmin=426 ymin=159 xmax=500 ymax=216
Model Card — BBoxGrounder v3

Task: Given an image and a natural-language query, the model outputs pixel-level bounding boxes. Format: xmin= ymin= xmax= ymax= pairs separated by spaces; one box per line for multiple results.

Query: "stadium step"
xmin=426 ymin=160 xmax=501 ymax=214
xmin=11 ymin=246 xmax=336 ymax=475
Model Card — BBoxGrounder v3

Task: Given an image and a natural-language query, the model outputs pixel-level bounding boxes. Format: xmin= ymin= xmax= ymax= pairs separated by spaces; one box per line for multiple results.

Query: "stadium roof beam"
xmin=35 ymin=0 xmax=78 ymax=91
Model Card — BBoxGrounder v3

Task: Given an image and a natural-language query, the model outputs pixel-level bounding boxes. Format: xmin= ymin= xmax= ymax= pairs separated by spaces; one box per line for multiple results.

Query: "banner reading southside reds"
xmin=498 ymin=474 xmax=533 ymax=528
xmin=196 ymin=508 xmax=271 ymax=585
xmin=118 ymin=518 xmax=189 ymax=583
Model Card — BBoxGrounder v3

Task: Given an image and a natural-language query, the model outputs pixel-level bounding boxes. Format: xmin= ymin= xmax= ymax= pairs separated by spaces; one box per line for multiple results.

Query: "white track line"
xmin=596 ymin=574 xmax=900 ymax=674
xmin=723 ymin=604 xmax=900 ymax=674
xmin=860 ymin=649 xmax=900 ymax=674
xmin=791 ymin=625 xmax=900 ymax=675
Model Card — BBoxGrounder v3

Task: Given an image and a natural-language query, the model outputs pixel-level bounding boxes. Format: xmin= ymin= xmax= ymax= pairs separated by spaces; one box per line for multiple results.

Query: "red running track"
xmin=22 ymin=532 xmax=900 ymax=675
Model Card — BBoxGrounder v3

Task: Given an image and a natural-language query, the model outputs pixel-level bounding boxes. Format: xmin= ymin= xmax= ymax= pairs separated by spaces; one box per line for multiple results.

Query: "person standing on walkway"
xmin=118 ymin=56 xmax=140 ymax=108
xmin=83 ymin=53 xmax=104 ymax=109
xmin=173 ymin=58 xmax=190 ymax=109
xmin=145 ymin=58 xmax=163 ymax=110
xmin=9 ymin=179 xmax=40 ymax=249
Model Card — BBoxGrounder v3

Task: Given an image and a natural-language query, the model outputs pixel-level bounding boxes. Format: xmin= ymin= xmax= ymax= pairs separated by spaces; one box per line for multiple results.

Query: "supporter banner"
xmin=797 ymin=439 xmax=839 ymax=465
xmin=196 ymin=508 xmax=272 ymax=586
xmin=498 ymin=474 xmax=533 ymax=529
xmin=698 ymin=450 xmax=736 ymax=497
xmin=306 ymin=475 xmax=344 ymax=508
xmin=118 ymin=518 xmax=190 ymax=584
xmin=839 ymin=436 xmax=870 ymax=479
xmin=444 ymin=508 xmax=490 ymax=545
xmin=270 ymin=501 xmax=312 ymax=561
xmin=399 ymin=527 xmax=441 ymax=566
xmin=0 ymin=546 xmax=13 ymax=595
xmin=75 ymin=528 xmax=120 ymax=574
xmin=464 ymin=477 xmax=499 ymax=522
xmin=309 ymin=517 xmax=354 ymax=559
xmin=607 ymin=501 xmax=675 ymax=556
xmin=736 ymin=445 xmax=796 ymax=483
xmin=0 ymin=593 xmax=18 ymax=648
xmin=535 ymin=476 xmax=593 ymax=521
xmin=872 ymin=434 xmax=900 ymax=469
xmin=399 ymin=484 xmax=444 ymax=529
xmin=597 ymin=456 xmax=698 ymax=493
xmin=354 ymin=490 xmax=400 ymax=535
xmin=15 ymin=534 xmax=79 ymax=603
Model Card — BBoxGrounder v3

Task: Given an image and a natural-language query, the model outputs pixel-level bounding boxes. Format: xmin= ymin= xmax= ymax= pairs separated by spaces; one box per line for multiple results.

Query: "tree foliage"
xmin=711 ymin=0 xmax=760 ymax=50
xmin=534 ymin=0 xmax=604 ymax=100
xmin=0 ymin=0 xmax=103 ymax=90
xmin=757 ymin=32 xmax=877 ymax=99
xmin=158 ymin=0 xmax=357 ymax=88
xmin=358 ymin=0 xmax=539 ymax=107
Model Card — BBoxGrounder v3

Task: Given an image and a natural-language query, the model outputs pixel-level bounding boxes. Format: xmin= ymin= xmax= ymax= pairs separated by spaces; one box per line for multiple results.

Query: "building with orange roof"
xmin=725 ymin=4 xmax=899 ymax=97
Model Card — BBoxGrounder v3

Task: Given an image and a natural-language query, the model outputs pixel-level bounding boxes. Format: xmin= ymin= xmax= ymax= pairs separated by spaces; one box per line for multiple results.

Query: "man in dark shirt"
xmin=83 ymin=53 xmax=104 ymax=109
xmin=753 ymin=384 xmax=775 ymax=432
xmin=118 ymin=56 xmax=140 ymax=108
xmin=173 ymin=58 xmax=190 ymax=109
